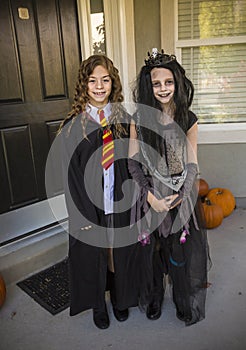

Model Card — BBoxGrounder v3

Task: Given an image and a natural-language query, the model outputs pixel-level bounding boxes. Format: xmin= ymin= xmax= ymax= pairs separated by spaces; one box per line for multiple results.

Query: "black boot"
xmin=146 ymin=246 xmax=165 ymax=321
xmin=93 ymin=302 xmax=110 ymax=329
xmin=107 ymin=270 xmax=129 ymax=322
xmin=112 ymin=307 xmax=129 ymax=322
xmin=146 ymin=299 xmax=162 ymax=320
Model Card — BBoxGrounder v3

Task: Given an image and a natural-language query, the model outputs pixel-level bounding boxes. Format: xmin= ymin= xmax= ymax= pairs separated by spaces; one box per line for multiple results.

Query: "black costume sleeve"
xmin=128 ymin=153 xmax=150 ymax=190
xmin=188 ymin=110 xmax=198 ymax=130
xmin=181 ymin=163 xmax=198 ymax=198
xmin=171 ymin=162 xmax=199 ymax=232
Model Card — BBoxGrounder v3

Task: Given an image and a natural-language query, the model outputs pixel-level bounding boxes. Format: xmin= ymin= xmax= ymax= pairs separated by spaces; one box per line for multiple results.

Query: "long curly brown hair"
xmin=58 ymin=54 xmax=126 ymax=138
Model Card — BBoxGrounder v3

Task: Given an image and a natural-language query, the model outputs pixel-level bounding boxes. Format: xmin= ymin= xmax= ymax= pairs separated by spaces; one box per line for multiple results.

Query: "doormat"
xmin=17 ymin=258 xmax=70 ymax=315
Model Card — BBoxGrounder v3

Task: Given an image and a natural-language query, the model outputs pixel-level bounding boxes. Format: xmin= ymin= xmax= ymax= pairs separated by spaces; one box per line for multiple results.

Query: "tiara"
xmin=144 ymin=48 xmax=176 ymax=66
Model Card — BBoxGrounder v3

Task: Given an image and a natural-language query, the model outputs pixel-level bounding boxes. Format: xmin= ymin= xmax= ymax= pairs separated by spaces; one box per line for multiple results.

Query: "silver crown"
xmin=145 ymin=48 xmax=176 ymax=66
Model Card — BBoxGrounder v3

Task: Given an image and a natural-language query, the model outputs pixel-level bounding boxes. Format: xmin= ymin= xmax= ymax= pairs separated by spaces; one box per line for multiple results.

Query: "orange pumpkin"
xmin=0 ymin=274 xmax=6 ymax=308
xmin=202 ymin=198 xmax=224 ymax=229
xmin=198 ymin=178 xmax=209 ymax=197
xmin=207 ymin=188 xmax=236 ymax=217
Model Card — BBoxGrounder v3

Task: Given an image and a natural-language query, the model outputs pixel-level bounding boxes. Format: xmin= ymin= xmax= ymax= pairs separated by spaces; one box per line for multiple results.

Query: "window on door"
xmin=90 ymin=0 xmax=106 ymax=54
xmin=177 ymin=0 xmax=246 ymax=123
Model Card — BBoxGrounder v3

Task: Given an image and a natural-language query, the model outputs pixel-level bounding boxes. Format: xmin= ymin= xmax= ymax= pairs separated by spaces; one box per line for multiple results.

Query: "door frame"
xmin=0 ymin=0 xmax=137 ymax=246
xmin=77 ymin=0 xmax=136 ymax=103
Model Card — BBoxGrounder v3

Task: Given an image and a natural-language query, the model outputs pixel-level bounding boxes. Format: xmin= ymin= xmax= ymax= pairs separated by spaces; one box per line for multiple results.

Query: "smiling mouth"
xmin=94 ymin=92 xmax=106 ymax=96
xmin=158 ymin=92 xmax=171 ymax=98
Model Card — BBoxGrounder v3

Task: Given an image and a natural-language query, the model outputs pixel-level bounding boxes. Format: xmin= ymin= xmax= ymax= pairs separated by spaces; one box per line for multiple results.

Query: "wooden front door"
xmin=0 ymin=0 xmax=81 ymax=215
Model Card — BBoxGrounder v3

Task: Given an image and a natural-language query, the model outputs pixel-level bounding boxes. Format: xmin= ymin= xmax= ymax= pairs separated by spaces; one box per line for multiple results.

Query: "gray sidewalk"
xmin=0 ymin=208 xmax=246 ymax=350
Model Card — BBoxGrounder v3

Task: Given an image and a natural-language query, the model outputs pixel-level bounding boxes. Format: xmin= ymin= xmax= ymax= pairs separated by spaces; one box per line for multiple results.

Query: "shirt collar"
xmin=87 ymin=103 xmax=111 ymax=123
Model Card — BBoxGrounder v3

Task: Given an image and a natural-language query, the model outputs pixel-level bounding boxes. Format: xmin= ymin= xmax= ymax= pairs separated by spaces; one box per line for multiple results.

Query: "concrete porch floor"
xmin=0 ymin=208 xmax=246 ymax=350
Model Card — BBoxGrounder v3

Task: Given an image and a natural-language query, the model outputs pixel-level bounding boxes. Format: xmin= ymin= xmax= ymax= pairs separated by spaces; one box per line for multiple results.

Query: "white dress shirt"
xmin=87 ymin=103 xmax=114 ymax=214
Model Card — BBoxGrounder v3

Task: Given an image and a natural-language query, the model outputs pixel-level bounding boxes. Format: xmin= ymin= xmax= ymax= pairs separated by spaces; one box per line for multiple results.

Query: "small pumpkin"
xmin=207 ymin=188 xmax=236 ymax=217
xmin=0 ymin=274 xmax=6 ymax=308
xmin=202 ymin=198 xmax=224 ymax=229
xmin=198 ymin=178 xmax=209 ymax=197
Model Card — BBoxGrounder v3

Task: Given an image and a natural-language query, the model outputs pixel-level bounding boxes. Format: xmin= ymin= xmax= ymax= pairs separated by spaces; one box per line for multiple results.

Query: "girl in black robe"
xmin=128 ymin=49 xmax=211 ymax=326
xmin=59 ymin=54 xmax=142 ymax=329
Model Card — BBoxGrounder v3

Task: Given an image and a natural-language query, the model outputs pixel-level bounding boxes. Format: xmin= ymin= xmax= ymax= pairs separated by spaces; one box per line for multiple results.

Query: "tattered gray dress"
xmin=130 ymin=110 xmax=211 ymax=325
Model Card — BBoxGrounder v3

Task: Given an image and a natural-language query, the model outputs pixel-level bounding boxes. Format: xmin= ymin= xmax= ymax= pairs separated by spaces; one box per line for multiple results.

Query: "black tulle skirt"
xmin=161 ymin=208 xmax=210 ymax=325
xmin=135 ymin=197 xmax=211 ymax=326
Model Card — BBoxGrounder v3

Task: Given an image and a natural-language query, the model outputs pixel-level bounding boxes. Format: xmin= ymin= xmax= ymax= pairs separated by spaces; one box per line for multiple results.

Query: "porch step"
xmin=0 ymin=223 xmax=68 ymax=286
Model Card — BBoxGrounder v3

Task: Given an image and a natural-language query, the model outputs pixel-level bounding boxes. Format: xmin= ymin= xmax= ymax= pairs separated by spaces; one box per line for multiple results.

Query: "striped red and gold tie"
xmin=98 ymin=109 xmax=114 ymax=170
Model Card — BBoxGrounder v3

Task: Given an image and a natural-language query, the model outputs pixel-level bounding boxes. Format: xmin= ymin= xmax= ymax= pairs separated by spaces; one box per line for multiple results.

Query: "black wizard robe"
xmin=61 ymin=112 xmax=148 ymax=316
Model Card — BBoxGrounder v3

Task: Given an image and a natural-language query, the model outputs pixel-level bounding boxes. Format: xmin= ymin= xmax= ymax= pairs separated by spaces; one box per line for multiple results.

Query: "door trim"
xmin=0 ymin=195 xmax=68 ymax=246
xmin=0 ymin=0 xmax=137 ymax=245
xmin=76 ymin=0 xmax=136 ymax=103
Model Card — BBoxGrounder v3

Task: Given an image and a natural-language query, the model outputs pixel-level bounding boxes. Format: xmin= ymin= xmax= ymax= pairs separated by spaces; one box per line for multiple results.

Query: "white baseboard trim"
xmin=0 ymin=223 xmax=68 ymax=285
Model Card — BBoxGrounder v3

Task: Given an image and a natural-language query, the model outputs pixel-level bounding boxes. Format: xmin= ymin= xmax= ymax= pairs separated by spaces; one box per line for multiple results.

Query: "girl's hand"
xmin=164 ymin=194 xmax=182 ymax=210
xmin=168 ymin=194 xmax=182 ymax=209
xmin=147 ymin=192 xmax=174 ymax=212
xmin=147 ymin=192 xmax=182 ymax=212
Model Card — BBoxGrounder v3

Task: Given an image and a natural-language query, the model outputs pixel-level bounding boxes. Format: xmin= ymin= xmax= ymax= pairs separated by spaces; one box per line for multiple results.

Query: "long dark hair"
xmin=133 ymin=59 xmax=194 ymax=132
xmin=133 ymin=58 xmax=194 ymax=158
